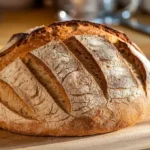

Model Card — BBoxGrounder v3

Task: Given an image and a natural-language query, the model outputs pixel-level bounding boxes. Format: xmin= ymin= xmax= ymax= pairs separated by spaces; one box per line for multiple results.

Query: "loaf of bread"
xmin=0 ymin=20 xmax=150 ymax=136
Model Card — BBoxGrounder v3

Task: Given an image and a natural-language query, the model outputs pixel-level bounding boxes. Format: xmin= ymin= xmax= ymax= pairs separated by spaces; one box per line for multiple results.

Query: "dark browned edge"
xmin=49 ymin=20 xmax=131 ymax=44
xmin=0 ymin=20 xmax=141 ymax=60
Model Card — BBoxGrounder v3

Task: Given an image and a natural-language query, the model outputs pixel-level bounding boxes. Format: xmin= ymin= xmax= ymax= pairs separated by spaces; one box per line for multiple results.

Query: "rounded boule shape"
xmin=0 ymin=20 xmax=150 ymax=136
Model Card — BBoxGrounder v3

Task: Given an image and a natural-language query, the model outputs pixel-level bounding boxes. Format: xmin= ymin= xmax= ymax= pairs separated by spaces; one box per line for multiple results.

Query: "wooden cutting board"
xmin=0 ymin=117 xmax=150 ymax=150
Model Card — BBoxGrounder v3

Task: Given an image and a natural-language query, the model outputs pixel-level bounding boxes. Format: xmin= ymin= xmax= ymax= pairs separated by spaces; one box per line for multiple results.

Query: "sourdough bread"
xmin=0 ymin=20 xmax=149 ymax=136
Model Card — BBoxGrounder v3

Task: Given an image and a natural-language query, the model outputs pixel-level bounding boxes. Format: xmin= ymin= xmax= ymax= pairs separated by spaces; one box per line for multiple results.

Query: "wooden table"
xmin=0 ymin=8 xmax=149 ymax=58
xmin=0 ymin=117 xmax=150 ymax=150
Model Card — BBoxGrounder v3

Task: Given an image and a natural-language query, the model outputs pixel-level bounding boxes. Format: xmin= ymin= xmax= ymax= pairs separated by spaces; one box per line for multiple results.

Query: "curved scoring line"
xmin=65 ymin=36 xmax=108 ymax=99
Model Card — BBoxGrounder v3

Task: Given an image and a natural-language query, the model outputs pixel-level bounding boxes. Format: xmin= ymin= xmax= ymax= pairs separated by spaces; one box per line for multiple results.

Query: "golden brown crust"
xmin=0 ymin=20 xmax=140 ymax=71
xmin=0 ymin=20 xmax=149 ymax=136
xmin=49 ymin=20 xmax=131 ymax=43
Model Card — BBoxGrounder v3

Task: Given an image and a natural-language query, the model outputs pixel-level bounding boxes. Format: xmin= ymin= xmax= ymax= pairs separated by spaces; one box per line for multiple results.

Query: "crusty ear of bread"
xmin=0 ymin=20 xmax=149 ymax=136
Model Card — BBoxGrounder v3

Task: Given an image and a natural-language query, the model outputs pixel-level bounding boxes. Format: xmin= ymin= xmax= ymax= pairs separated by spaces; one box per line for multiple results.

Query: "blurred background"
xmin=0 ymin=0 xmax=149 ymax=57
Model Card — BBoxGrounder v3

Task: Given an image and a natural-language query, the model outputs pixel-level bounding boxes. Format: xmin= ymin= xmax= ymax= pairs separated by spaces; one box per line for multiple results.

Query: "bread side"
xmin=0 ymin=102 xmax=42 ymax=135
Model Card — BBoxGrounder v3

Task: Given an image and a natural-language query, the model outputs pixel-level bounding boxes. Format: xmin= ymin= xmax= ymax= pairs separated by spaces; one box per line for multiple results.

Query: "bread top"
xmin=0 ymin=20 xmax=150 ymax=136
xmin=0 ymin=20 xmax=141 ymax=58
xmin=0 ymin=20 xmax=149 ymax=92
